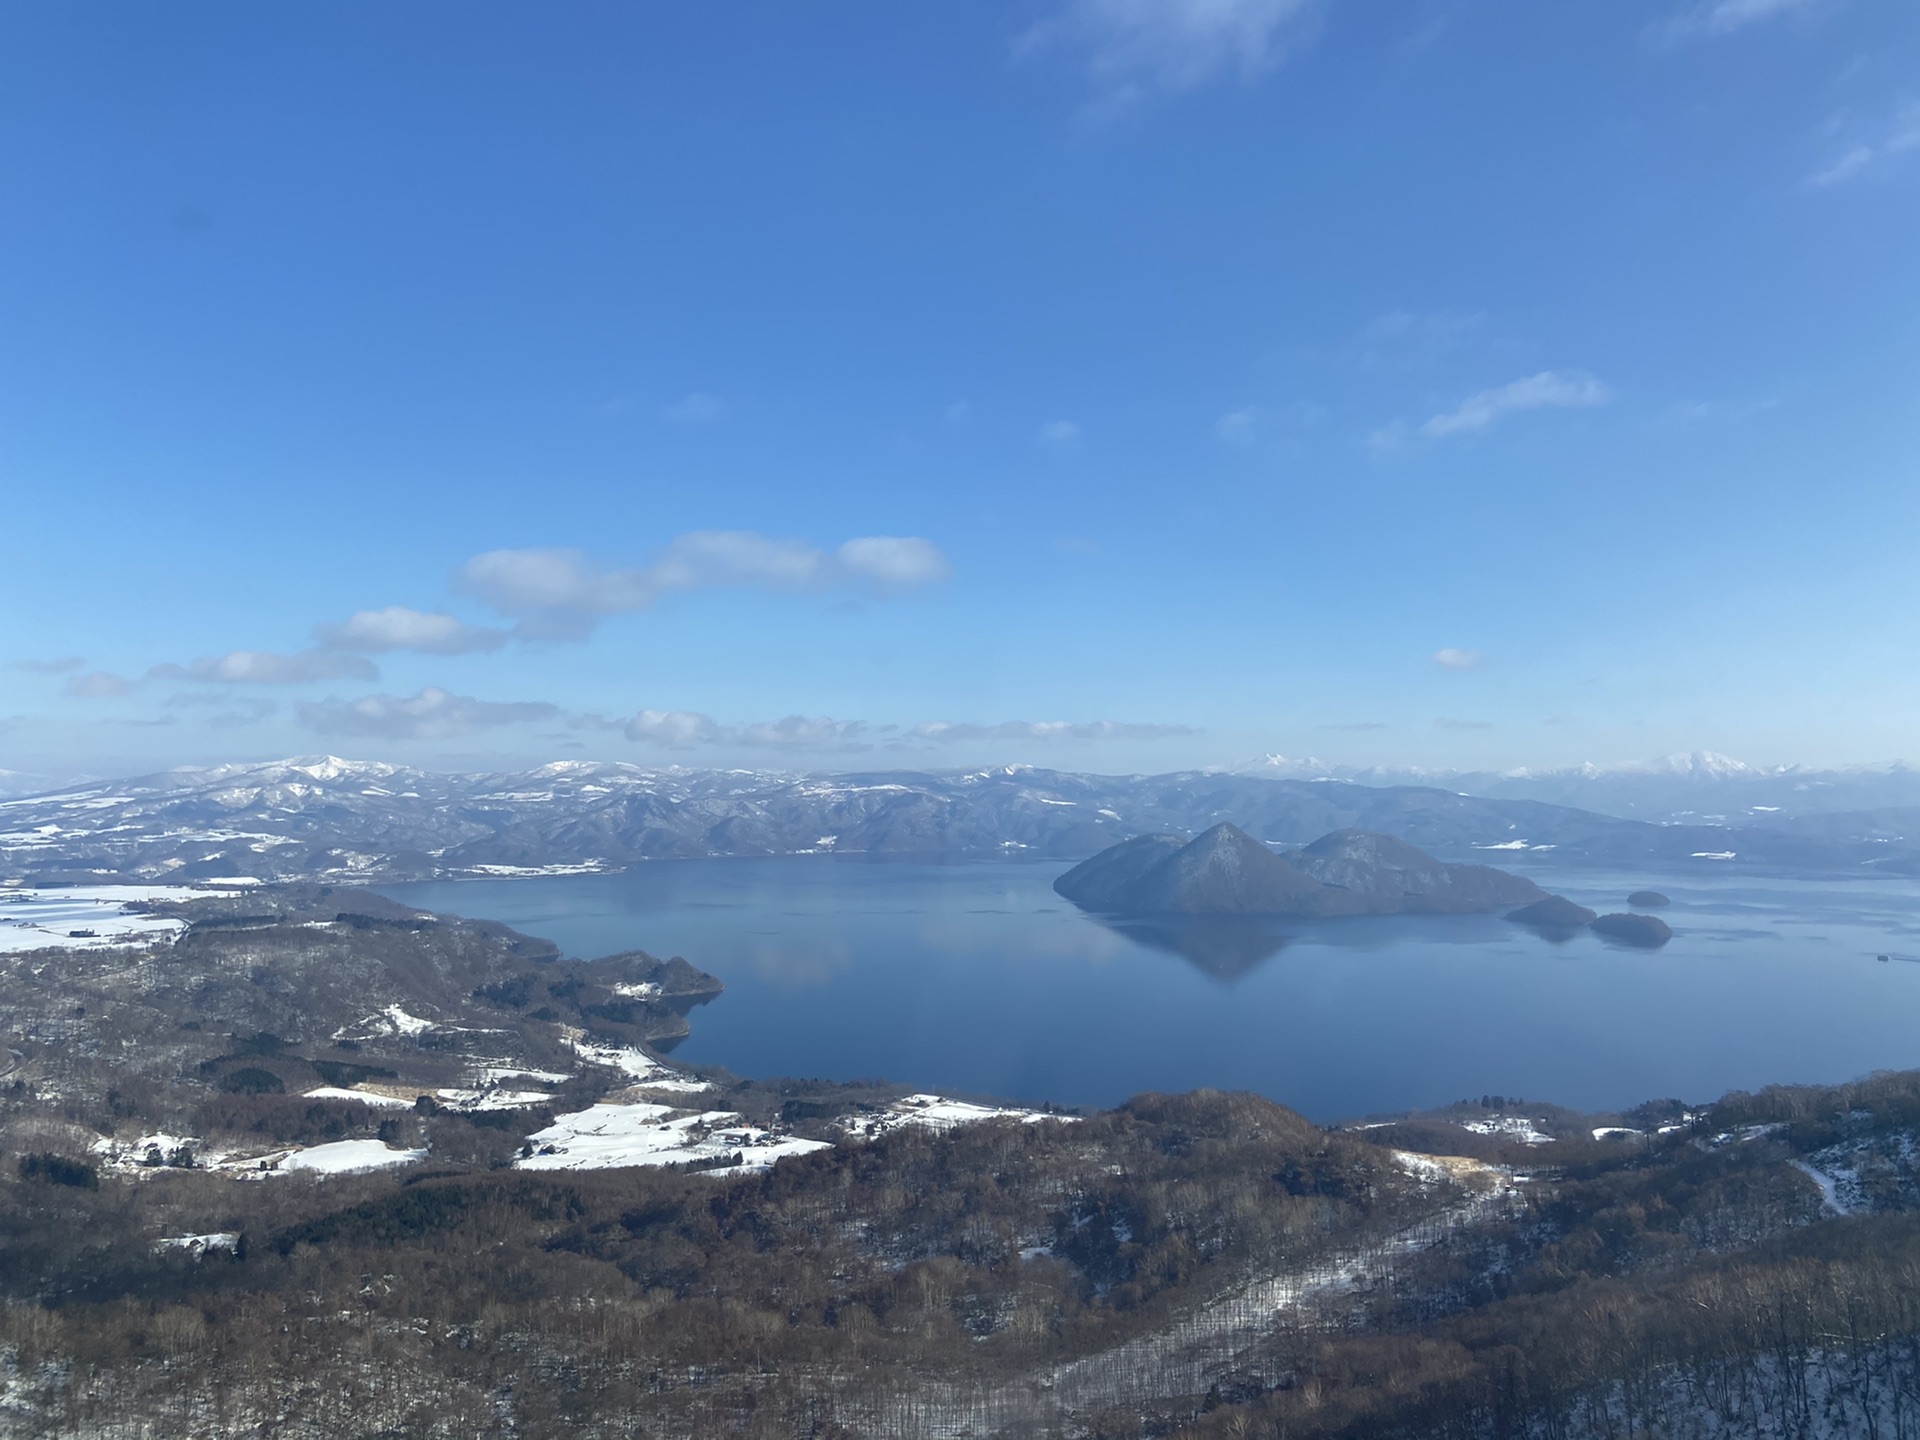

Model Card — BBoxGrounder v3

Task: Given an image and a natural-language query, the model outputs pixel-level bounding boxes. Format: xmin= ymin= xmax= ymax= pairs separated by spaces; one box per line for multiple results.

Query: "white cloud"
xmin=64 ymin=670 xmax=133 ymax=698
xmin=297 ymin=687 xmax=559 ymax=741
xmin=150 ymin=649 xmax=380 ymax=685
xmin=1419 ymin=371 xmax=1612 ymax=438
xmin=1432 ymin=647 xmax=1486 ymax=672
xmin=735 ymin=716 xmax=870 ymax=749
xmin=457 ymin=530 xmax=951 ymax=639
xmin=664 ymin=392 xmax=725 ymax=424
xmin=1809 ymin=105 xmax=1920 ymax=186
xmin=315 ymin=606 xmax=509 ymax=656
xmin=619 ymin=712 xmax=1192 ymax=751
xmin=621 ymin=709 xmax=870 ymax=751
xmin=910 ymin=719 xmax=1197 ymax=741
xmin=1037 ymin=420 xmax=1082 ymax=446
xmin=1214 ymin=407 xmax=1260 ymax=447
xmin=1349 ymin=310 xmax=1485 ymax=370
xmin=1022 ymin=0 xmax=1320 ymax=104
xmin=11 ymin=656 xmax=86 ymax=675
xmin=1656 ymin=0 xmax=1818 ymax=41
xmin=624 ymin=709 xmax=726 ymax=747
xmin=834 ymin=536 xmax=953 ymax=587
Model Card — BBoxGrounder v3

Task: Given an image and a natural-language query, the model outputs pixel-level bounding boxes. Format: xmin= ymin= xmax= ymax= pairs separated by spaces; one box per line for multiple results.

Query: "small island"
xmin=1054 ymin=822 xmax=1546 ymax=917
xmin=1592 ymin=912 xmax=1675 ymax=947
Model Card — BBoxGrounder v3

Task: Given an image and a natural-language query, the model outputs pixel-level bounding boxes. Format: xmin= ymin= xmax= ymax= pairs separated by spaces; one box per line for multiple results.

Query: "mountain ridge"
xmin=4 ymin=754 xmax=1917 ymax=884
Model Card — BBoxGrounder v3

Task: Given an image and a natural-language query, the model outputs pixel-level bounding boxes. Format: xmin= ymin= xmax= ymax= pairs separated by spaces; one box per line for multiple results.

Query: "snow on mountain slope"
xmin=1 ymin=754 xmax=1915 ymax=884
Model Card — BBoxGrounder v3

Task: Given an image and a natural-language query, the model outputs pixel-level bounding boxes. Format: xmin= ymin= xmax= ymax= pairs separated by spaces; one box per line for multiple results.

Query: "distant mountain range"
xmin=1231 ymin=751 xmax=1920 ymax=822
xmin=3 ymin=753 xmax=1918 ymax=884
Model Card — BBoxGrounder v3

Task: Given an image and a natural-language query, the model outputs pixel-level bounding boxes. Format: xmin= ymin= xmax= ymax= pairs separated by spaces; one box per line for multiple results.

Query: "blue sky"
xmin=2 ymin=0 xmax=1916 ymax=781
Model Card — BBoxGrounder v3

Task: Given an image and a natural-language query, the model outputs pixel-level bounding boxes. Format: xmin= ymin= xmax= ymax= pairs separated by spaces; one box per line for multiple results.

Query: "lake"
xmin=378 ymin=857 xmax=1920 ymax=1122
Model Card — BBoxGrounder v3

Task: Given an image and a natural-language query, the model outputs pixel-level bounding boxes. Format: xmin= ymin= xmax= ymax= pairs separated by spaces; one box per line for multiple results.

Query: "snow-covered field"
xmin=517 ymin=1090 xmax=1077 ymax=1175
xmin=564 ymin=1033 xmax=714 ymax=1093
xmin=0 ymin=884 xmax=235 ymax=953
xmin=838 ymin=1093 xmax=1076 ymax=1139
xmin=280 ymin=1139 xmax=427 ymax=1175
xmin=517 ymin=1102 xmax=832 ymax=1173
xmin=92 ymin=1130 xmax=426 ymax=1178
xmin=1462 ymin=1115 xmax=1557 ymax=1145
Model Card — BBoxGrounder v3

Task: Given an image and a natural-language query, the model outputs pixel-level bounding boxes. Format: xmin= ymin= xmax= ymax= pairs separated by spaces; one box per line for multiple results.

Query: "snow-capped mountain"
xmin=1228 ymin=751 xmax=1920 ymax=822
xmin=3 ymin=753 xmax=1917 ymax=884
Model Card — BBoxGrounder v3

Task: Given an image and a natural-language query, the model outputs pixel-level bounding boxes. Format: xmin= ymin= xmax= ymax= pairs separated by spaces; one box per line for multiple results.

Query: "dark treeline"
xmin=4 ymin=1073 xmax=1919 ymax=1437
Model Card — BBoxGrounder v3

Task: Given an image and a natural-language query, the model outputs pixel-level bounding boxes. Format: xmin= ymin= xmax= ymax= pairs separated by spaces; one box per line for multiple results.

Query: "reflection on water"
xmin=1080 ymin=913 xmax=1292 ymax=981
xmin=379 ymin=856 xmax=1920 ymax=1121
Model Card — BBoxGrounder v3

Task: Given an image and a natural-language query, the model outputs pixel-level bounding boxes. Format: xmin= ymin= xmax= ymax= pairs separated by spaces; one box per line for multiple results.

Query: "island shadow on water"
xmin=1078 ymin=911 xmax=1293 ymax=981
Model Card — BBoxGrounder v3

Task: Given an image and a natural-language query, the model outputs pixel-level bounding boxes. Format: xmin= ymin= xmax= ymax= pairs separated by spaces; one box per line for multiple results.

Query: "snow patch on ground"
xmin=459 ymin=862 xmax=615 ymax=877
xmin=436 ymin=1087 xmax=553 ymax=1111
xmin=301 ymin=1086 xmax=414 ymax=1109
xmin=517 ymin=1102 xmax=831 ymax=1174
xmin=331 ymin=1004 xmax=436 ymax=1041
xmin=155 ymin=1232 xmax=239 ymax=1257
xmin=91 ymin=1132 xmax=207 ymax=1174
xmin=839 ymin=1093 xmax=1077 ymax=1139
xmin=1791 ymin=1130 xmax=1920 ymax=1215
xmin=564 ymin=1033 xmax=711 ymax=1093
xmin=1462 ymin=1115 xmax=1557 ymax=1145
xmin=0 ymin=885 xmax=231 ymax=953
xmin=479 ymin=1065 xmax=570 ymax=1086
xmin=280 ymin=1139 xmax=427 ymax=1175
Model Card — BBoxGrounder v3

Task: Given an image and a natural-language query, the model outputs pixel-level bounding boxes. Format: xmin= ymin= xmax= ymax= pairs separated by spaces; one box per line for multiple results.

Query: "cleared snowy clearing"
xmin=563 ymin=1033 xmax=712 ymax=1093
xmin=279 ymin=1139 xmax=427 ymax=1175
xmin=0 ymin=884 xmax=231 ymax=953
xmin=839 ymin=1093 xmax=1077 ymax=1138
xmin=300 ymin=1086 xmax=414 ymax=1109
xmin=155 ymin=1233 xmax=239 ymax=1257
xmin=93 ymin=1130 xmax=426 ymax=1179
xmin=517 ymin=1102 xmax=832 ymax=1174
xmin=517 ymin=1089 xmax=1075 ymax=1176
xmin=1462 ymin=1115 xmax=1556 ymax=1145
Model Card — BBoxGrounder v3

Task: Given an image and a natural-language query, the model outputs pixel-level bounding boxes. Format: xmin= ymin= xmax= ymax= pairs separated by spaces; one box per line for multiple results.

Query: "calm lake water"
xmin=378 ymin=858 xmax=1920 ymax=1122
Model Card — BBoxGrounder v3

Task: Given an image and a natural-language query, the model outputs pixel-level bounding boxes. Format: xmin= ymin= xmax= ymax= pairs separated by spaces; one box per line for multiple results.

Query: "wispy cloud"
xmin=314 ymin=606 xmax=509 ymax=657
xmin=1417 ymin=370 xmax=1612 ymax=439
xmin=1214 ymin=407 xmax=1261 ymax=447
xmin=1037 ymin=420 xmax=1082 ymax=447
xmin=11 ymin=656 xmax=86 ymax=675
xmin=1435 ymin=717 xmax=1495 ymax=730
xmin=1349 ymin=310 xmax=1485 ymax=370
xmin=909 ymin=719 xmax=1197 ymax=742
xmin=618 ymin=712 xmax=1192 ymax=750
xmin=1809 ymin=103 xmax=1920 ymax=186
xmin=165 ymin=693 xmax=279 ymax=729
xmin=64 ymin=670 xmax=133 ymax=698
xmin=458 ymin=531 xmax=951 ymax=640
xmin=1655 ymin=0 xmax=1819 ymax=43
xmin=1316 ymin=721 xmax=1389 ymax=732
xmin=623 ymin=709 xmax=871 ymax=751
xmin=150 ymin=649 xmax=380 ymax=686
xmin=1021 ymin=0 xmax=1321 ymax=112
xmin=297 ymin=687 xmax=559 ymax=741
xmin=1432 ymin=647 xmax=1486 ymax=672
xmin=664 ymin=392 xmax=725 ymax=424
